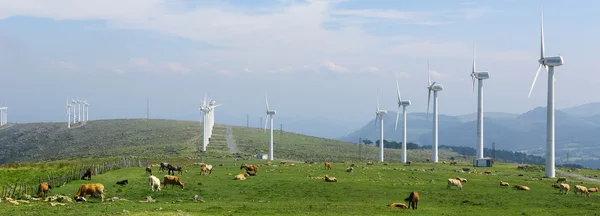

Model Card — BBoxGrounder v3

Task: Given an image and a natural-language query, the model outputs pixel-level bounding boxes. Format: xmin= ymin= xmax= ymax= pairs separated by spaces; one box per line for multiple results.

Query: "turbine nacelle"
xmin=267 ymin=110 xmax=276 ymax=115
xmin=399 ymin=100 xmax=411 ymax=107
xmin=376 ymin=110 xmax=387 ymax=116
xmin=430 ymin=84 xmax=443 ymax=92
xmin=540 ymin=56 xmax=564 ymax=67
xmin=474 ymin=71 xmax=490 ymax=80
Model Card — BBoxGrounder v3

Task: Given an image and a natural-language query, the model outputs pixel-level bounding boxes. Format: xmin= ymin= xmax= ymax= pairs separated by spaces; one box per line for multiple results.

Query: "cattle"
xmin=367 ymin=161 xmax=374 ymax=165
xmin=74 ymin=183 xmax=105 ymax=202
xmin=289 ymin=163 xmax=295 ymax=167
xmin=514 ymin=185 xmax=530 ymax=191
xmin=386 ymin=203 xmax=408 ymax=208
xmin=145 ymin=166 xmax=152 ymax=176
xmin=483 ymin=171 xmax=492 ymax=175
xmin=500 ymin=181 xmax=509 ymax=187
xmin=81 ymin=168 xmax=93 ymax=180
xmin=406 ymin=161 xmax=411 ymax=166
xmin=240 ymin=164 xmax=259 ymax=175
xmin=266 ymin=162 xmax=273 ymax=166
xmin=200 ymin=164 xmax=213 ymax=175
xmin=551 ymin=183 xmax=561 ymax=189
xmin=163 ymin=175 xmax=185 ymax=189
xmin=148 ymin=175 xmax=161 ymax=192
xmin=559 ymin=183 xmax=570 ymax=194
xmin=556 ymin=177 xmax=567 ymax=183
xmin=234 ymin=173 xmax=249 ymax=180
xmin=574 ymin=185 xmax=590 ymax=197
xmin=324 ymin=174 xmax=337 ymax=182
xmin=324 ymin=162 xmax=332 ymax=170
xmin=449 ymin=161 xmax=457 ymax=165
xmin=280 ymin=161 xmax=287 ymax=165
xmin=37 ymin=182 xmax=52 ymax=198
xmin=346 ymin=167 xmax=353 ymax=172
xmin=159 ymin=162 xmax=170 ymax=173
xmin=116 ymin=179 xmax=128 ymax=186
xmin=456 ymin=177 xmax=468 ymax=183
xmin=404 ymin=191 xmax=419 ymax=210
xmin=588 ymin=187 xmax=598 ymax=193
xmin=219 ymin=163 xmax=224 ymax=166
xmin=167 ymin=164 xmax=183 ymax=176
xmin=447 ymin=179 xmax=463 ymax=190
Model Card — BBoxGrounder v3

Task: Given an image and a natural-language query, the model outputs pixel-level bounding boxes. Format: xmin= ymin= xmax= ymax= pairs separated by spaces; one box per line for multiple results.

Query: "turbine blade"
xmin=473 ymin=39 xmax=476 ymax=73
xmin=264 ymin=115 xmax=269 ymax=133
xmin=396 ymin=80 xmax=402 ymax=102
xmin=540 ymin=7 xmax=545 ymax=60
xmin=528 ymin=64 xmax=543 ymax=98
xmin=427 ymin=89 xmax=431 ymax=119
xmin=427 ymin=60 xmax=431 ymax=86
xmin=377 ymin=89 xmax=380 ymax=111
xmin=395 ymin=108 xmax=400 ymax=131
xmin=471 ymin=75 xmax=476 ymax=93
xmin=265 ymin=94 xmax=270 ymax=112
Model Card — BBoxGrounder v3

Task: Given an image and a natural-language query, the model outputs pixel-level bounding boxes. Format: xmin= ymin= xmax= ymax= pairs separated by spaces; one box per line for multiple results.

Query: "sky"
xmin=0 ymin=0 xmax=599 ymax=138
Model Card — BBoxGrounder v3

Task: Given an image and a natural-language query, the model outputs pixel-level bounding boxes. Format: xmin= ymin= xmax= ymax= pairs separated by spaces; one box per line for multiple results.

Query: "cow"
xmin=148 ymin=175 xmax=161 ymax=192
xmin=556 ymin=177 xmax=567 ymax=183
xmin=159 ymin=162 xmax=170 ymax=173
xmin=559 ymin=183 xmax=570 ymax=194
xmin=240 ymin=164 xmax=259 ymax=175
xmin=588 ymin=186 xmax=598 ymax=193
xmin=116 ymin=179 xmax=128 ymax=186
xmin=81 ymin=168 xmax=93 ymax=180
xmin=574 ymin=185 xmax=590 ymax=197
xmin=146 ymin=166 xmax=152 ymax=176
xmin=404 ymin=191 xmax=419 ymax=210
xmin=234 ymin=173 xmax=249 ymax=180
xmin=324 ymin=162 xmax=332 ymax=170
xmin=386 ymin=203 xmax=408 ymax=208
xmin=514 ymin=185 xmax=530 ymax=191
xmin=74 ymin=183 xmax=105 ymax=202
xmin=200 ymin=164 xmax=213 ymax=175
xmin=163 ymin=175 xmax=184 ymax=189
xmin=324 ymin=174 xmax=337 ymax=182
xmin=447 ymin=179 xmax=463 ymax=190
xmin=499 ymin=181 xmax=509 ymax=187
xmin=37 ymin=182 xmax=52 ymax=198
xmin=167 ymin=164 xmax=183 ymax=175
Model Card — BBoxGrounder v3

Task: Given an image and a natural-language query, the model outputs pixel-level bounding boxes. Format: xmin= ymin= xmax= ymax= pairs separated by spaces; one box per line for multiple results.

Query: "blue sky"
xmin=0 ymin=0 xmax=598 ymax=138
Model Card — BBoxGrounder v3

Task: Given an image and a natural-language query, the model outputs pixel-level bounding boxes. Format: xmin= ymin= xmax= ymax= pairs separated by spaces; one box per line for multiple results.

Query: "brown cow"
xmin=37 ymin=182 xmax=52 ymax=198
xmin=146 ymin=166 xmax=152 ymax=176
xmin=324 ymin=174 xmax=337 ymax=182
xmin=587 ymin=186 xmax=598 ymax=193
xmin=324 ymin=162 xmax=332 ymax=170
xmin=234 ymin=173 xmax=249 ymax=180
xmin=514 ymin=185 xmax=530 ymax=191
xmin=575 ymin=185 xmax=590 ymax=197
xmin=163 ymin=175 xmax=184 ymax=189
xmin=240 ymin=164 xmax=259 ymax=175
xmin=74 ymin=183 xmax=105 ymax=202
xmin=404 ymin=191 xmax=419 ymax=210
xmin=386 ymin=203 xmax=408 ymax=208
xmin=280 ymin=161 xmax=287 ymax=165
xmin=81 ymin=168 xmax=93 ymax=180
xmin=499 ymin=181 xmax=509 ymax=187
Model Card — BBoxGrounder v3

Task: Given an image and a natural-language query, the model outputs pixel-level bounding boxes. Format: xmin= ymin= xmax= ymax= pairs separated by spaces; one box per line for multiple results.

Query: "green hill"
xmin=0 ymin=119 xmax=462 ymax=164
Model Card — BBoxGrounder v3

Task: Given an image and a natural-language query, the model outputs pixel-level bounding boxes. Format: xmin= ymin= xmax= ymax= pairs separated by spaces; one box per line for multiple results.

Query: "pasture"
xmin=1 ymin=159 xmax=599 ymax=215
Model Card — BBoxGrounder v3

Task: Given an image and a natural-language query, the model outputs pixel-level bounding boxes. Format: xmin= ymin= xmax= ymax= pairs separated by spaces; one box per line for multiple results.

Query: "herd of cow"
xmin=31 ymin=160 xmax=598 ymax=210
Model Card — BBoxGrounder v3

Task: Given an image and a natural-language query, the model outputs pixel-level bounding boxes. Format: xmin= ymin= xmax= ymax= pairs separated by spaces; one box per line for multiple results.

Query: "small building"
xmin=473 ymin=157 xmax=493 ymax=167
xmin=256 ymin=154 xmax=268 ymax=160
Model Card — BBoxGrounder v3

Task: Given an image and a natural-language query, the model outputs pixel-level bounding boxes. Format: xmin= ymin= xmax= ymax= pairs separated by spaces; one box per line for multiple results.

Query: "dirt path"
xmin=556 ymin=170 xmax=600 ymax=184
xmin=226 ymin=126 xmax=237 ymax=153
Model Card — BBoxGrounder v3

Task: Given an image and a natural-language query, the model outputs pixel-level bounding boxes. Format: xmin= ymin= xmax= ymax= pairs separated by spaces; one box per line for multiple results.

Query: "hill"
xmin=0 ymin=119 xmax=464 ymax=165
xmin=338 ymin=105 xmax=600 ymax=168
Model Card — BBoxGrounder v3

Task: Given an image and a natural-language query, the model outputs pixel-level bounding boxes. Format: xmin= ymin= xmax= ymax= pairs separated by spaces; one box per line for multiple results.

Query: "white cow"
xmin=148 ymin=175 xmax=161 ymax=192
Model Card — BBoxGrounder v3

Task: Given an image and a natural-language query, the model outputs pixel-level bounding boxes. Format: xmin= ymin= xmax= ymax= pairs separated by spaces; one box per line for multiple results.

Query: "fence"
xmin=0 ymin=157 xmax=150 ymax=199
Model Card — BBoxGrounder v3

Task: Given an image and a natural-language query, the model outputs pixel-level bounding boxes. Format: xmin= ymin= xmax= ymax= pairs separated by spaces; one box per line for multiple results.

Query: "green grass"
xmin=1 ymin=159 xmax=600 ymax=215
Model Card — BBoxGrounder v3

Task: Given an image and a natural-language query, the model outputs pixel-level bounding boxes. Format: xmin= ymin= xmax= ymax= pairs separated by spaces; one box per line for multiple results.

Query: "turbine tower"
xmin=264 ymin=94 xmax=276 ymax=161
xmin=527 ymin=7 xmax=564 ymax=178
xmin=66 ymin=98 xmax=72 ymax=128
xmin=395 ymin=80 xmax=411 ymax=163
xmin=207 ymin=98 xmax=222 ymax=141
xmin=0 ymin=106 xmax=7 ymax=126
xmin=84 ymin=100 xmax=89 ymax=122
xmin=199 ymin=96 xmax=210 ymax=152
xmin=470 ymin=41 xmax=491 ymax=159
xmin=426 ymin=61 xmax=444 ymax=163
xmin=71 ymin=99 xmax=77 ymax=123
xmin=77 ymin=99 xmax=82 ymax=123
xmin=374 ymin=91 xmax=388 ymax=162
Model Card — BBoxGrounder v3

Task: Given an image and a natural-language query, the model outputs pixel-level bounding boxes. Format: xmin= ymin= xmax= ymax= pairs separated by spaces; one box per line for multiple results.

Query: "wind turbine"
xmin=0 ymin=106 xmax=7 ymax=126
xmin=84 ymin=100 xmax=89 ymax=122
xmin=264 ymin=94 xmax=276 ymax=161
xmin=71 ymin=99 xmax=77 ymax=123
xmin=527 ymin=7 xmax=564 ymax=178
xmin=394 ymin=80 xmax=411 ymax=163
xmin=66 ymin=98 xmax=72 ymax=128
xmin=426 ymin=61 xmax=444 ymax=163
xmin=199 ymin=95 xmax=210 ymax=152
xmin=470 ymin=41 xmax=491 ymax=159
xmin=207 ymin=98 xmax=223 ymax=141
xmin=77 ymin=99 xmax=82 ymax=123
xmin=374 ymin=91 xmax=388 ymax=162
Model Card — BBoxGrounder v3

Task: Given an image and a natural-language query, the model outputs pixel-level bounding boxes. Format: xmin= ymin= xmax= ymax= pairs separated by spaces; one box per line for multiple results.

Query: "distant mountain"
xmin=338 ymin=103 xmax=600 ymax=166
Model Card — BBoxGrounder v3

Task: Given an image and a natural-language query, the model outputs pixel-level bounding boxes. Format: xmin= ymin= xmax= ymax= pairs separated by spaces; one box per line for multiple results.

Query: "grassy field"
xmin=1 ymin=159 xmax=599 ymax=215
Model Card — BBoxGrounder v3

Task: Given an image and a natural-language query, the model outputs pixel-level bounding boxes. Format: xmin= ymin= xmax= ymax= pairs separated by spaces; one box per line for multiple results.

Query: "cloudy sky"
xmin=0 ymin=0 xmax=598 ymax=137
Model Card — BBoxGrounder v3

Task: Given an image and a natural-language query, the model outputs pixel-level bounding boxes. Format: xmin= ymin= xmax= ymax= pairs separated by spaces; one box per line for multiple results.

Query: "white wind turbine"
xmin=264 ymin=94 xmax=276 ymax=161
xmin=207 ymin=98 xmax=223 ymax=141
xmin=199 ymin=95 xmax=210 ymax=152
xmin=470 ymin=41 xmax=491 ymax=159
xmin=66 ymin=98 xmax=72 ymax=128
xmin=0 ymin=106 xmax=7 ymax=126
xmin=426 ymin=61 xmax=444 ymax=163
xmin=71 ymin=99 xmax=77 ymax=123
xmin=374 ymin=91 xmax=388 ymax=162
xmin=394 ymin=80 xmax=411 ymax=163
xmin=527 ymin=7 xmax=564 ymax=178
xmin=84 ymin=100 xmax=89 ymax=122
xmin=77 ymin=99 xmax=82 ymax=123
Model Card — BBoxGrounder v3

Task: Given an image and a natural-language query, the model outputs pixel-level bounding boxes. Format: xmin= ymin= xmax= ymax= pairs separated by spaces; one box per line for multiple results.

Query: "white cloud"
xmin=50 ymin=60 xmax=77 ymax=70
xmin=320 ymin=60 xmax=348 ymax=73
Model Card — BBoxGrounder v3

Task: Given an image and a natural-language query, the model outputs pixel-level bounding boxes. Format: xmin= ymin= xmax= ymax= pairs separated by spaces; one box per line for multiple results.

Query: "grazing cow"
xmin=148 ymin=175 xmax=161 ymax=192
xmin=449 ymin=161 xmax=457 ymax=165
xmin=367 ymin=161 xmax=374 ymax=165
xmin=146 ymin=166 xmax=152 ymax=176
xmin=559 ymin=183 xmax=570 ymax=194
xmin=163 ymin=175 xmax=185 ymax=189
xmin=499 ymin=181 xmax=509 ymax=187
xmin=266 ymin=162 xmax=272 ymax=166
xmin=574 ymin=185 xmax=590 ymax=197
xmin=37 ymin=182 xmax=52 ymax=198
xmin=551 ymin=183 xmax=561 ymax=189
xmin=219 ymin=163 xmax=224 ymax=166
xmin=556 ymin=177 xmax=567 ymax=183
xmin=587 ymin=187 xmax=598 ymax=193
xmin=404 ymin=191 xmax=419 ymax=210
xmin=456 ymin=177 xmax=468 ymax=183
xmin=324 ymin=174 xmax=337 ymax=182
xmin=240 ymin=164 xmax=259 ymax=175
xmin=81 ymin=168 xmax=93 ymax=180
xmin=483 ymin=171 xmax=492 ymax=175
xmin=346 ymin=167 xmax=353 ymax=172
xmin=289 ymin=163 xmax=295 ymax=167
xmin=406 ymin=161 xmax=411 ymax=166
xmin=324 ymin=162 xmax=332 ymax=170
xmin=74 ymin=183 xmax=105 ymax=202
xmin=159 ymin=162 xmax=170 ymax=173
xmin=386 ymin=203 xmax=408 ymax=208
xmin=447 ymin=179 xmax=463 ymax=190
xmin=167 ymin=164 xmax=183 ymax=176
xmin=200 ymin=164 xmax=213 ymax=175
xmin=426 ymin=159 xmax=431 ymax=162
xmin=234 ymin=173 xmax=249 ymax=180
xmin=514 ymin=185 xmax=530 ymax=191
xmin=280 ymin=161 xmax=287 ymax=165
xmin=116 ymin=179 xmax=128 ymax=186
